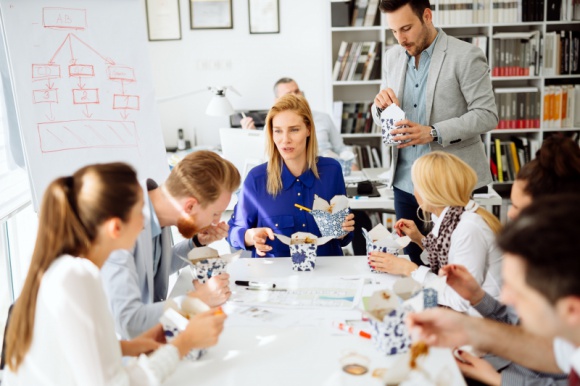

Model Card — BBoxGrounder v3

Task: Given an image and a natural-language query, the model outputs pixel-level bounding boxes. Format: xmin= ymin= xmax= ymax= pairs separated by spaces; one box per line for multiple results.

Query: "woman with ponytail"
xmin=369 ymin=151 xmax=503 ymax=313
xmin=4 ymin=163 xmax=226 ymax=385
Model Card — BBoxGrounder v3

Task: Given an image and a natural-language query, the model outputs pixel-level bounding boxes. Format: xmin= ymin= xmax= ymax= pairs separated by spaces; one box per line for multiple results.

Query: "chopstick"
xmin=294 ymin=203 xmax=311 ymax=212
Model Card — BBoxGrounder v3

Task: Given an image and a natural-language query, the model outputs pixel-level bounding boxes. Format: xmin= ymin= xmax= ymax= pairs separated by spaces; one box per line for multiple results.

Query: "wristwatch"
xmin=430 ymin=126 xmax=438 ymax=142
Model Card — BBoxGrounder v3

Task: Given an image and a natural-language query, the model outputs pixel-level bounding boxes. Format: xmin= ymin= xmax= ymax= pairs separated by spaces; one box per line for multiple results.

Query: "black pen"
xmin=235 ymin=280 xmax=276 ymax=289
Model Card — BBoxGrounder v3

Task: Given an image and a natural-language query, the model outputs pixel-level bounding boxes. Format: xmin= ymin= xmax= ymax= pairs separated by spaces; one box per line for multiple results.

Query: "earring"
xmin=416 ymin=206 xmax=432 ymax=223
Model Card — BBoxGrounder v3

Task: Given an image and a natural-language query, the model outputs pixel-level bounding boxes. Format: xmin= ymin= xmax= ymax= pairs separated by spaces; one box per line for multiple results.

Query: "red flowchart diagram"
xmin=32 ymin=7 xmax=141 ymax=153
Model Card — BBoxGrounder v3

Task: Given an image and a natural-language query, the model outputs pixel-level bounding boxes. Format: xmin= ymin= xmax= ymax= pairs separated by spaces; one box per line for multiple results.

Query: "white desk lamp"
xmin=157 ymin=86 xmax=240 ymax=117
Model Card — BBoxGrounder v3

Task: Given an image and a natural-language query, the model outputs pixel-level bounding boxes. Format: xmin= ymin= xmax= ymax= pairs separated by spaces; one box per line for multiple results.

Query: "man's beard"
xmin=177 ymin=215 xmax=200 ymax=239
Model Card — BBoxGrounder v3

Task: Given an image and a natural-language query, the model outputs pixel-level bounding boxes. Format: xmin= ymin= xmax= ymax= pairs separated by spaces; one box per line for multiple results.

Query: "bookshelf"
xmin=327 ymin=0 xmax=580 ymax=179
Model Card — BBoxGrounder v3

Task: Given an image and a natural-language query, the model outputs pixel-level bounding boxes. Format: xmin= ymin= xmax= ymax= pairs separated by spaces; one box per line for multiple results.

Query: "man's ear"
xmin=183 ymin=196 xmax=199 ymax=214
xmin=557 ymin=296 xmax=580 ymax=328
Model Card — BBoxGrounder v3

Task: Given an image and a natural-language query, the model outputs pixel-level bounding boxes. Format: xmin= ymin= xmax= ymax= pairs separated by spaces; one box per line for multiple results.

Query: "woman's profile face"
xmin=272 ymin=110 xmax=310 ymax=164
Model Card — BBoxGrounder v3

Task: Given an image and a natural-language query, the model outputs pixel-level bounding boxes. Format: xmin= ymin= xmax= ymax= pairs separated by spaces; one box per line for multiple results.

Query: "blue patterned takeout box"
xmin=310 ymin=194 xmax=350 ymax=238
xmin=186 ymin=247 xmax=241 ymax=284
xmin=160 ymin=297 xmax=210 ymax=361
xmin=380 ymin=104 xmax=411 ymax=146
xmin=366 ymin=286 xmax=438 ymax=356
xmin=274 ymin=232 xmax=333 ymax=271
xmin=363 ymin=224 xmax=411 ymax=273
xmin=322 ymin=149 xmax=356 ymax=177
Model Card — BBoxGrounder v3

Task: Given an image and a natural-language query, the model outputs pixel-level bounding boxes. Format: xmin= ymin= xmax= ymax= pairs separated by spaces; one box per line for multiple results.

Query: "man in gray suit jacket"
xmin=101 ymin=151 xmax=241 ymax=339
xmin=371 ymin=0 xmax=498 ymax=265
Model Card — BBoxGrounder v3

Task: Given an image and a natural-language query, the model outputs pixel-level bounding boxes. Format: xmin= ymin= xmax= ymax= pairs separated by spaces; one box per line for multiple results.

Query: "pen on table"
xmin=235 ymin=280 xmax=276 ymax=288
xmin=245 ymin=287 xmax=287 ymax=292
xmin=241 ymin=112 xmax=247 ymax=119
xmin=353 ymin=196 xmax=369 ymax=200
xmin=333 ymin=321 xmax=372 ymax=340
xmin=294 ymin=203 xmax=311 ymax=212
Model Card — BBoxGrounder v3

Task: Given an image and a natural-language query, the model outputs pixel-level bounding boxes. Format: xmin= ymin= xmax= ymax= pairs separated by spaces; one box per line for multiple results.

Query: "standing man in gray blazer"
xmin=101 ymin=151 xmax=241 ymax=339
xmin=371 ymin=0 xmax=497 ymax=265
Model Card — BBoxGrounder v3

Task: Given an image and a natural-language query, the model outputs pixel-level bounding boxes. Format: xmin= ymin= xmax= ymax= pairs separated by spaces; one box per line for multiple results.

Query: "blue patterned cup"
xmin=311 ymin=208 xmax=349 ymax=238
xmin=368 ymin=308 xmax=412 ymax=355
xmin=190 ymin=258 xmax=227 ymax=284
xmin=366 ymin=243 xmax=399 ymax=273
xmin=160 ymin=308 xmax=206 ymax=361
xmin=289 ymin=243 xmax=317 ymax=271
xmin=338 ymin=158 xmax=353 ymax=177
xmin=422 ymin=288 xmax=438 ymax=309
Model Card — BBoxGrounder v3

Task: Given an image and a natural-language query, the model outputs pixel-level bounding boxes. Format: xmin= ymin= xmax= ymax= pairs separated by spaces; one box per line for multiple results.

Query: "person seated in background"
xmin=4 ymin=163 xmax=226 ymax=385
xmin=228 ymin=94 xmax=355 ymax=257
xmin=407 ymin=194 xmax=580 ymax=386
xmin=101 ymin=151 xmax=240 ymax=339
xmin=369 ymin=151 xmax=503 ymax=313
xmin=241 ymin=77 xmax=359 ymax=170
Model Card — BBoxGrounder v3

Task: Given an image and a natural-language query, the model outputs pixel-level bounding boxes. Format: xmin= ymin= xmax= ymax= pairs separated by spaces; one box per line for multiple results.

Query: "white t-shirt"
xmin=411 ymin=206 xmax=503 ymax=313
xmin=4 ymin=255 xmax=179 ymax=386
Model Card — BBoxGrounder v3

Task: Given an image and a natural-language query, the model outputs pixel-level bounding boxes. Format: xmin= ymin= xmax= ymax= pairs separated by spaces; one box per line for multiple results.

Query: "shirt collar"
xmin=281 ymin=161 xmax=315 ymax=190
xmin=148 ymin=198 xmax=162 ymax=238
xmin=430 ymin=206 xmax=449 ymax=237
xmin=405 ymin=28 xmax=440 ymax=60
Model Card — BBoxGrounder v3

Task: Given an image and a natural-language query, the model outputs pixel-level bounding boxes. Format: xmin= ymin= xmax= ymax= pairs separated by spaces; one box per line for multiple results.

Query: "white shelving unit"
xmin=326 ymin=0 xmax=580 ymax=183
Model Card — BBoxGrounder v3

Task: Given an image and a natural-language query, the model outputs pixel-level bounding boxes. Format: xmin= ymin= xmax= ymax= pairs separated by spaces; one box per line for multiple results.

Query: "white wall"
xmin=147 ymin=0 xmax=332 ymax=148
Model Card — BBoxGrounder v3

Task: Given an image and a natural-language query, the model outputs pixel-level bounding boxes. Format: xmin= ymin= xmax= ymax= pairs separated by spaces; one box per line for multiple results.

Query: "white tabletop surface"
xmin=164 ymin=256 xmax=466 ymax=386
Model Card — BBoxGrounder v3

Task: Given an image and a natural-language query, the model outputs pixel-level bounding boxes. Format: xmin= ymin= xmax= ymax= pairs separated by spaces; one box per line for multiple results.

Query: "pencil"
xmin=241 ymin=112 xmax=247 ymax=119
xmin=333 ymin=321 xmax=371 ymax=339
xmin=294 ymin=203 xmax=311 ymax=212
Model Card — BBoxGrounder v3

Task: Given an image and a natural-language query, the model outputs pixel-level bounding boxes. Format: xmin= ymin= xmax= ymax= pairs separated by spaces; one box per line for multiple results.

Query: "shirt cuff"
xmin=472 ymin=292 xmax=498 ymax=317
xmin=410 ymin=265 xmax=430 ymax=284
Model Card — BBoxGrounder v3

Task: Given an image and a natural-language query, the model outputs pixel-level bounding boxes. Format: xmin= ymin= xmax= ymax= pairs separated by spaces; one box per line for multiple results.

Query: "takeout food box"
xmin=322 ymin=149 xmax=356 ymax=176
xmin=310 ymin=194 xmax=350 ymax=238
xmin=362 ymin=224 xmax=411 ymax=272
xmin=275 ymin=232 xmax=333 ymax=271
xmin=186 ymin=247 xmax=241 ymax=283
xmin=366 ymin=285 xmax=438 ymax=355
xmin=160 ymin=296 xmax=210 ymax=360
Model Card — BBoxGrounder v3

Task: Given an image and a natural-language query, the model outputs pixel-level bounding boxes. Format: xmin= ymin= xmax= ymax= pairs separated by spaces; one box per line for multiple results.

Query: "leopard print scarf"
xmin=421 ymin=206 xmax=464 ymax=274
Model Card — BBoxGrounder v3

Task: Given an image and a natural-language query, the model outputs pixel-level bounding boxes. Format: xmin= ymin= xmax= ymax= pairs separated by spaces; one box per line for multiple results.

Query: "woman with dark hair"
xmin=508 ymin=135 xmax=580 ymax=220
xmin=4 ymin=163 xmax=226 ymax=385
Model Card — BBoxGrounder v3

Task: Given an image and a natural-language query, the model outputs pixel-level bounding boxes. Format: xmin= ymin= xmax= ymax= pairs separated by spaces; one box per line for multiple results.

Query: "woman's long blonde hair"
xmin=5 ymin=163 xmax=140 ymax=371
xmin=265 ymin=94 xmax=319 ymax=196
xmin=412 ymin=151 xmax=502 ymax=234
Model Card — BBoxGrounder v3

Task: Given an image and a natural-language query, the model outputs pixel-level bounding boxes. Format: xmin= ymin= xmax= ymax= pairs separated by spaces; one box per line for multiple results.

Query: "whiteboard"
xmin=0 ymin=0 xmax=169 ymax=209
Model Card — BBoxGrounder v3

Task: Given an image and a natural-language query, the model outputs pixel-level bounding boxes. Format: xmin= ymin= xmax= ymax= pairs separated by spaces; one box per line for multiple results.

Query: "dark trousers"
xmin=393 ymin=186 xmax=427 ymax=266
xmin=351 ymin=209 xmax=373 ymax=256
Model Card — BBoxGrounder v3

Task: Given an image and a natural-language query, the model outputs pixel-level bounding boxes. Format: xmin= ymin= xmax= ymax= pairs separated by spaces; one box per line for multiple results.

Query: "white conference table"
xmin=164 ymin=256 xmax=466 ymax=386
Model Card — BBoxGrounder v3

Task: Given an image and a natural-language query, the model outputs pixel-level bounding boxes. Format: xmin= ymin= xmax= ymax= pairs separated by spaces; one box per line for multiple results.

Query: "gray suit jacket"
xmin=372 ymin=29 xmax=497 ymax=188
xmin=101 ymin=183 xmax=190 ymax=339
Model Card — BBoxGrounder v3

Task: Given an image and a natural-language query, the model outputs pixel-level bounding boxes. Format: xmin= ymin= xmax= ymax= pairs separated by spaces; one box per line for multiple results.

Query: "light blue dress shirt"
xmin=393 ymin=33 xmax=440 ymax=194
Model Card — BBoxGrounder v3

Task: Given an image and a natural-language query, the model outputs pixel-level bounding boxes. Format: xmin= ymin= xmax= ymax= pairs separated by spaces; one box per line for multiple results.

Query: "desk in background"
xmin=166 ymin=256 xmax=466 ymax=386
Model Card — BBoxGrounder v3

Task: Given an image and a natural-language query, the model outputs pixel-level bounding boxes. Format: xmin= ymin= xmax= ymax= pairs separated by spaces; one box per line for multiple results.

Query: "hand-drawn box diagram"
xmin=38 ymin=119 xmax=138 ymax=153
xmin=31 ymin=7 xmax=142 ymax=151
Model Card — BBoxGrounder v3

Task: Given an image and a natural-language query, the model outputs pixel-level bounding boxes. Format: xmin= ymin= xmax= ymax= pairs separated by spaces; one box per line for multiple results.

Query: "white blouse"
xmin=411 ymin=205 xmax=503 ymax=313
xmin=4 ymin=255 xmax=179 ymax=386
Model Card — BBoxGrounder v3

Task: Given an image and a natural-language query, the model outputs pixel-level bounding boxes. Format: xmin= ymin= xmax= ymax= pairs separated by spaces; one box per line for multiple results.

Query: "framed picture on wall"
xmin=145 ymin=0 xmax=182 ymax=41
xmin=190 ymin=0 xmax=233 ymax=29
xmin=248 ymin=0 xmax=280 ymax=34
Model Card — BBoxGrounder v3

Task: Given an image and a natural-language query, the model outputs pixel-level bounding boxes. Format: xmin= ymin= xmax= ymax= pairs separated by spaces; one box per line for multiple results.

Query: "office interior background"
xmin=1 ymin=0 xmax=580 ymax=349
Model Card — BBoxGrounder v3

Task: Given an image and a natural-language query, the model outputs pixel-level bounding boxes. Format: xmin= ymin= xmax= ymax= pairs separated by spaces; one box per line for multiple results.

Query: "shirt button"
xmin=303 ymin=224 xmax=306 ymax=227
xmin=275 ymin=223 xmax=278 ymax=227
xmin=415 ymin=84 xmax=418 ymax=87
xmin=297 ymin=192 xmax=301 ymax=196
xmin=296 ymin=179 xmax=299 ymax=182
xmin=414 ymin=104 xmax=417 ymax=108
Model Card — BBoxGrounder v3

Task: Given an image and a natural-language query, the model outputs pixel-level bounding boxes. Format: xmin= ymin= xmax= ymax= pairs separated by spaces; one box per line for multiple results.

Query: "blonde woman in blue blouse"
xmin=228 ymin=94 xmax=355 ymax=257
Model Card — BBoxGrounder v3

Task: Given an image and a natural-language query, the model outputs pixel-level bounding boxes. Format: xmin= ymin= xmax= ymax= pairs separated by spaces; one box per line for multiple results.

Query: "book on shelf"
xmin=492 ymin=31 xmax=540 ymax=77
xmin=363 ymin=0 xmax=380 ymax=26
xmin=437 ymin=0 xmax=491 ymax=25
xmin=333 ymin=41 xmax=381 ymax=81
xmin=542 ymin=84 xmax=579 ymax=128
xmin=490 ymin=136 xmax=541 ymax=182
xmin=543 ymin=30 xmax=580 ymax=76
xmin=331 ymin=0 xmax=351 ymax=27
xmin=494 ymin=87 xmax=540 ymax=129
